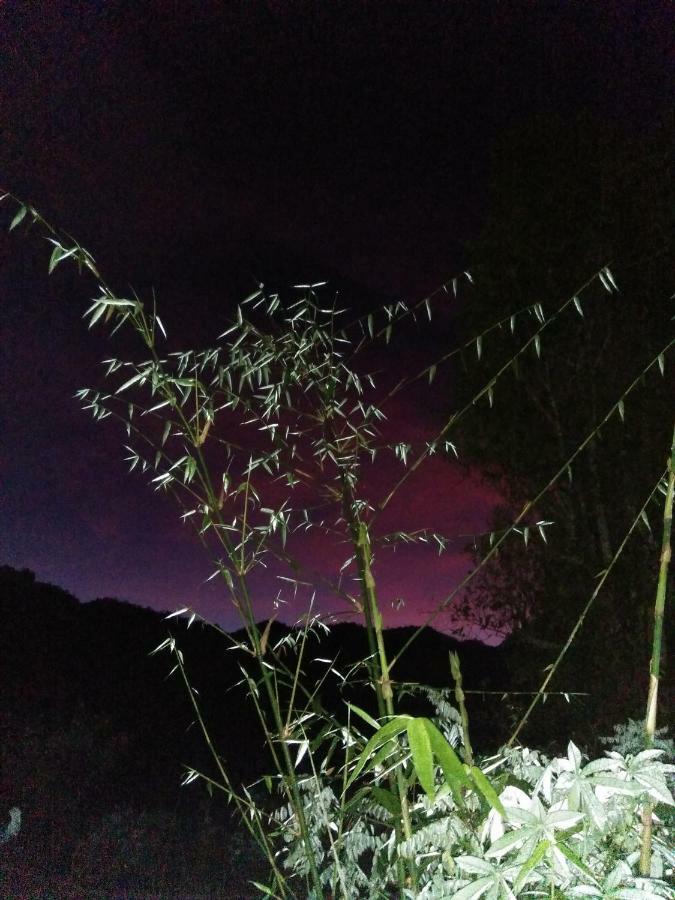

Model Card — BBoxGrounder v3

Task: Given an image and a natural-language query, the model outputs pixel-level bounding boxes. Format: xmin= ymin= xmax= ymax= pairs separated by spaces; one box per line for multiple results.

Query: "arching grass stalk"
xmin=157 ymin=637 xmax=290 ymax=898
xmin=506 ymin=470 xmax=667 ymax=748
xmin=0 ymin=193 xmax=326 ymax=897
xmin=639 ymin=422 xmax=674 ymax=877
xmin=386 ymin=341 xmax=673 ymax=674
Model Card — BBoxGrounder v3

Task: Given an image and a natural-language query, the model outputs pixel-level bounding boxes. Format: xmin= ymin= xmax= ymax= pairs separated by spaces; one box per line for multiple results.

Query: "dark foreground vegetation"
xmin=3 ymin=565 xmax=670 ymax=896
xmin=0 ymin=565 xmax=511 ymax=898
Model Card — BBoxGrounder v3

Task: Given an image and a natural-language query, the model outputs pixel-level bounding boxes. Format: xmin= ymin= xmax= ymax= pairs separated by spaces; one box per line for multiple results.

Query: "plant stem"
xmin=506 ymin=472 xmax=665 ymax=748
xmin=354 ymin=520 xmax=416 ymax=894
xmin=639 ymin=422 xmax=674 ymax=877
xmin=449 ymin=652 xmax=474 ymax=766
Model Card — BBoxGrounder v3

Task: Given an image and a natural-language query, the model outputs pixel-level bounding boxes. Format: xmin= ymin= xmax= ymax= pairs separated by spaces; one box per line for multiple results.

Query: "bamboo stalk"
xmin=639 ymin=423 xmax=675 ymax=877
xmin=450 ymin=652 xmax=474 ymax=766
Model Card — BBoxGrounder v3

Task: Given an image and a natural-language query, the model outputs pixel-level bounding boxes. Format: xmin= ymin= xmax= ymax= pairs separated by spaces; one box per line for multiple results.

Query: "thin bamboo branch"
xmin=506 ymin=471 xmax=666 ymax=748
xmin=639 ymin=423 xmax=674 ymax=876
xmin=387 ymin=343 xmax=673 ymax=673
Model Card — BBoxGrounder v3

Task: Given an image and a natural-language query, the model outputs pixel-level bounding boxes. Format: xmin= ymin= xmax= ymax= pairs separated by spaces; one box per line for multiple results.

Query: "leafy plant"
xmin=2 ymin=190 xmax=673 ymax=898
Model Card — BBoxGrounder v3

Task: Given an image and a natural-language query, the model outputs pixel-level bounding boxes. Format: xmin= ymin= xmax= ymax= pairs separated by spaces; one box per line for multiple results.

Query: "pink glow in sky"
xmin=0 ymin=267 xmax=499 ymax=639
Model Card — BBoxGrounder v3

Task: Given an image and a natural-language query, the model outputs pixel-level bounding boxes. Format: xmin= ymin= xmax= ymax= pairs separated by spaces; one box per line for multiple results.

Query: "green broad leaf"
xmin=370 ymin=786 xmax=401 ymax=817
xmin=556 ymin=840 xmax=595 ymax=879
xmin=365 ymin=729 xmax=406 ymax=776
xmin=249 ymin=881 xmax=282 ymax=898
xmin=341 ymin=785 xmax=371 ymax=817
xmin=422 ymin=718 xmax=471 ymax=808
xmin=424 ymin=718 xmax=470 ymax=786
xmin=469 ymin=765 xmax=505 ymax=817
xmin=9 ymin=205 xmax=27 ymax=231
xmin=347 ymin=703 xmax=381 ymax=732
xmin=407 ymin=718 xmax=435 ymax=799
xmin=345 ymin=716 xmax=410 ymax=790
xmin=514 ymin=839 xmax=549 ymax=892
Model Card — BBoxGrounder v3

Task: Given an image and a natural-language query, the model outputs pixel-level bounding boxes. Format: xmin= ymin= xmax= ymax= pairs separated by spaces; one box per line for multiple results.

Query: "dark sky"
xmin=1 ymin=2 xmax=672 ymax=636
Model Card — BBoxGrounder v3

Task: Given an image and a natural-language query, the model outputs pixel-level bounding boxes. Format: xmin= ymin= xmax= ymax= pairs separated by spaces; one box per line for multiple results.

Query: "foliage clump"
xmin=2 ymin=191 xmax=673 ymax=898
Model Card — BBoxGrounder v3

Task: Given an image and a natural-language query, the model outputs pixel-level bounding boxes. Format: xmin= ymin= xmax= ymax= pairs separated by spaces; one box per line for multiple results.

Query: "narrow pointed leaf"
xmin=407 ymin=717 xmax=435 ymax=799
xmin=469 ymin=765 xmax=505 ymax=817
xmin=345 ymin=716 xmax=410 ymax=790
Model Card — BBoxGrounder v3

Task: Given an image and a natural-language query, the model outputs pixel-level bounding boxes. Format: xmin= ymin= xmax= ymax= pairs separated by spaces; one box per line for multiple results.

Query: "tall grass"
xmin=2 ymin=191 xmax=673 ymax=897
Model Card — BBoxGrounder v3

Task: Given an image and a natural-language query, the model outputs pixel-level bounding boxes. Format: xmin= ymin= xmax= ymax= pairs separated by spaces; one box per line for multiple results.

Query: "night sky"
xmin=1 ymin=2 xmax=672 ymax=636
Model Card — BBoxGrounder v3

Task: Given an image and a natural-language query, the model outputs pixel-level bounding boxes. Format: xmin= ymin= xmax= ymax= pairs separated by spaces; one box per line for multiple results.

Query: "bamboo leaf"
xmin=345 ymin=716 xmax=410 ymax=790
xmin=347 ymin=703 xmax=380 ymax=731
xmin=48 ymin=244 xmax=63 ymax=274
xmin=116 ymin=370 xmax=146 ymax=393
xmin=370 ymin=786 xmax=401 ymax=817
xmin=407 ymin=717 xmax=435 ymax=799
xmin=423 ymin=718 xmax=471 ymax=791
xmin=556 ymin=840 xmax=595 ymax=878
xmin=9 ymin=205 xmax=27 ymax=231
xmin=603 ymin=266 xmax=618 ymax=291
xmin=514 ymin=840 xmax=550 ymax=892
xmin=469 ymin=765 xmax=505 ymax=817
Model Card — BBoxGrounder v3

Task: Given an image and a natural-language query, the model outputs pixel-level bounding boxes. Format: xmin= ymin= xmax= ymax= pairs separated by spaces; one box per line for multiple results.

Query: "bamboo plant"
xmin=3 ymin=191 xmax=674 ymax=898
